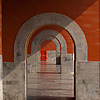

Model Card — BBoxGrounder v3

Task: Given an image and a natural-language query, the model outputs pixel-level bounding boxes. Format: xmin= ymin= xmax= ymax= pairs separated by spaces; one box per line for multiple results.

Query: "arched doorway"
xmin=14 ymin=13 xmax=87 ymax=100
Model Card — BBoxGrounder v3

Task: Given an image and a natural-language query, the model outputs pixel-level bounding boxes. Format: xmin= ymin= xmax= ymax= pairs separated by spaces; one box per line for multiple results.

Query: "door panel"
xmin=41 ymin=51 xmax=47 ymax=61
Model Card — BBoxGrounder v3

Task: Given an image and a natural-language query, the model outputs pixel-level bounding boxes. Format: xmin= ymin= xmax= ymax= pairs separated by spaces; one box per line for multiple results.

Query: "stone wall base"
xmin=3 ymin=62 xmax=25 ymax=100
xmin=76 ymin=61 xmax=100 ymax=100
xmin=2 ymin=61 xmax=100 ymax=100
xmin=0 ymin=55 xmax=3 ymax=100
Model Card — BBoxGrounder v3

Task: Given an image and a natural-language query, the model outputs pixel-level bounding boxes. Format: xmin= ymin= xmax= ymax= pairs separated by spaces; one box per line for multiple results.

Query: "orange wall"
xmin=2 ymin=0 xmax=100 ymax=62
xmin=27 ymin=25 xmax=74 ymax=54
xmin=40 ymin=40 xmax=56 ymax=51
xmin=0 ymin=0 xmax=2 ymax=55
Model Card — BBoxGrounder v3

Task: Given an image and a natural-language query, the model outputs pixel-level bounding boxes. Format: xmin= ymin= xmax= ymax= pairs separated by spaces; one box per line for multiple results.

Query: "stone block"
xmin=61 ymin=54 xmax=73 ymax=65
xmin=61 ymin=54 xmax=74 ymax=74
xmin=76 ymin=61 xmax=100 ymax=100
xmin=61 ymin=61 xmax=74 ymax=74
xmin=0 ymin=55 xmax=3 ymax=100
xmin=47 ymin=50 xmax=56 ymax=64
xmin=3 ymin=62 xmax=25 ymax=100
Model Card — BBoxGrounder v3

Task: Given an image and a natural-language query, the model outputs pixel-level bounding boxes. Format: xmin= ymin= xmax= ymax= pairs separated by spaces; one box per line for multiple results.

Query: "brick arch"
xmin=14 ymin=13 xmax=87 ymax=62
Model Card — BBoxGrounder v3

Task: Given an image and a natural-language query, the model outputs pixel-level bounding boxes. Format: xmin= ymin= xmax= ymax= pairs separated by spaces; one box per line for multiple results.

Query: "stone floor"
xmin=27 ymin=61 xmax=74 ymax=100
xmin=28 ymin=96 xmax=75 ymax=100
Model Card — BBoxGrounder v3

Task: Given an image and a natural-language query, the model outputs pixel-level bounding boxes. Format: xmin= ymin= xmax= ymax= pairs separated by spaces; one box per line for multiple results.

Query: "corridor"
xmin=27 ymin=61 xmax=74 ymax=100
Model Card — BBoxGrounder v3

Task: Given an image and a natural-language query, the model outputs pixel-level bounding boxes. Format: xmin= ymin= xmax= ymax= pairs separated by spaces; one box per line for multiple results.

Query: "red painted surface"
xmin=41 ymin=51 xmax=47 ymax=61
xmin=40 ymin=40 xmax=56 ymax=51
xmin=2 ymin=0 xmax=100 ymax=61
xmin=40 ymin=40 xmax=56 ymax=61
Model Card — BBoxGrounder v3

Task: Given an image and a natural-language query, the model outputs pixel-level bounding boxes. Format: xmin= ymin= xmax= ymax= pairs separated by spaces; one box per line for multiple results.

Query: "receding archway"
xmin=31 ymin=30 xmax=67 ymax=54
xmin=27 ymin=24 xmax=74 ymax=55
xmin=27 ymin=35 xmax=74 ymax=99
xmin=36 ymin=36 xmax=61 ymax=66
xmin=14 ymin=13 xmax=87 ymax=62
xmin=14 ymin=13 xmax=87 ymax=100
xmin=27 ymin=35 xmax=61 ymax=73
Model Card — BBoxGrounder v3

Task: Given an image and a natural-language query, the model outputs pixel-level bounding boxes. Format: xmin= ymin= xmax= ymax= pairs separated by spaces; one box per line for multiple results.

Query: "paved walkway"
xmin=27 ymin=61 xmax=74 ymax=100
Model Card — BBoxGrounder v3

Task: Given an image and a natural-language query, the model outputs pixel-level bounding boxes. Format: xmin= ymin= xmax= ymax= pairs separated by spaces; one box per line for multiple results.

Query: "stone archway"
xmin=31 ymin=30 xmax=67 ymax=54
xmin=36 ymin=36 xmax=61 ymax=65
xmin=14 ymin=13 xmax=87 ymax=62
xmin=27 ymin=36 xmax=61 ymax=73
xmin=29 ymin=30 xmax=67 ymax=69
xmin=13 ymin=13 xmax=87 ymax=100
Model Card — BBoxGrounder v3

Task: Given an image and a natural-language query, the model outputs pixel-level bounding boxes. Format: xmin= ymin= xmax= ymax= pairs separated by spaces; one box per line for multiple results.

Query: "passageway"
xmin=27 ymin=60 xmax=74 ymax=100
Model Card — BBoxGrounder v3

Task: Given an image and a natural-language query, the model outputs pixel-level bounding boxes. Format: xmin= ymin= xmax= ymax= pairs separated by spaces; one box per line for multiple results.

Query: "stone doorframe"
xmin=14 ymin=13 xmax=87 ymax=100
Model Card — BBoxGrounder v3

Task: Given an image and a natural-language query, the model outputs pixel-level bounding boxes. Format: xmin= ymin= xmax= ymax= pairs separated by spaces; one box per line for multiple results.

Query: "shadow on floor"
xmin=28 ymin=96 xmax=75 ymax=100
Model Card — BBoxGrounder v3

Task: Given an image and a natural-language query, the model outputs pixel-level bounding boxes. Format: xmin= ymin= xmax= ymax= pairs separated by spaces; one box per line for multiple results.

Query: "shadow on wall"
xmin=2 ymin=0 xmax=98 ymax=62
xmin=40 ymin=40 xmax=56 ymax=52
xmin=2 ymin=0 xmax=98 ymax=20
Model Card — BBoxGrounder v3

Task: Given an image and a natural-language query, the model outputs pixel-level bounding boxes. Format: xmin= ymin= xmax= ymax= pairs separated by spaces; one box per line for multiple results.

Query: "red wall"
xmin=2 ymin=0 xmax=100 ymax=62
xmin=40 ymin=40 xmax=56 ymax=51
xmin=0 ymin=0 xmax=2 ymax=55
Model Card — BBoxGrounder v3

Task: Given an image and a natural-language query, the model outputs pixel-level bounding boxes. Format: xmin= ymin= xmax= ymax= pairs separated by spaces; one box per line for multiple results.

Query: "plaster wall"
xmin=40 ymin=40 xmax=56 ymax=51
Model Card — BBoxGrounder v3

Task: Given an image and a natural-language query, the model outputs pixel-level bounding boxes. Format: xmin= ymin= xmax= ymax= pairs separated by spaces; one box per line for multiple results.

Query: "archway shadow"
xmin=28 ymin=96 xmax=75 ymax=100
